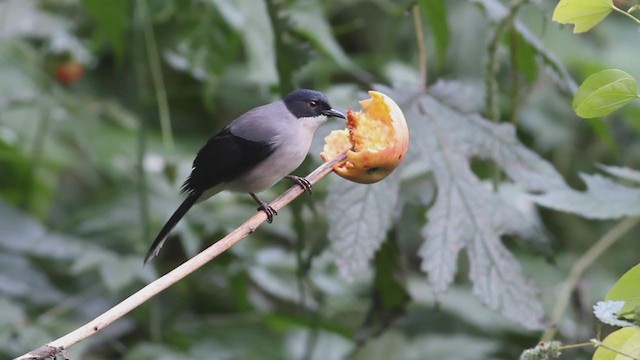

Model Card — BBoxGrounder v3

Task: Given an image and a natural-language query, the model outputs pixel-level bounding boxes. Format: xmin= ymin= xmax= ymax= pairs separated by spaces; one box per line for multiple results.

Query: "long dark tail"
xmin=144 ymin=191 xmax=202 ymax=264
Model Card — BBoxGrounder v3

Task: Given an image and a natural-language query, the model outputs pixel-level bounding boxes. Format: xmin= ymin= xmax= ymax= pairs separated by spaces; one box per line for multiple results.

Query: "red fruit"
xmin=55 ymin=60 xmax=85 ymax=85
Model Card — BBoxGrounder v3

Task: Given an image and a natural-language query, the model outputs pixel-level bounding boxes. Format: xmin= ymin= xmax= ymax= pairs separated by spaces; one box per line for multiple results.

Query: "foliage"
xmin=1 ymin=0 xmax=640 ymax=359
xmin=552 ymin=0 xmax=640 ymax=119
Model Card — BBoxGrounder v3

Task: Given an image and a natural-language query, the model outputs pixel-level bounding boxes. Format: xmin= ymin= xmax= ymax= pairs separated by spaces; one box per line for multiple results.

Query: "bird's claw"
xmin=286 ymin=175 xmax=312 ymax=194
xmin=257 ymin=202 xmax=278 ymax=223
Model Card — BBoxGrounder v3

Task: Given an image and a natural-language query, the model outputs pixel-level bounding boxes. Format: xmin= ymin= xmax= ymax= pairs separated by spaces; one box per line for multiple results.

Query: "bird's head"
xmin=283 ymin=89 xmax=346 ymax=125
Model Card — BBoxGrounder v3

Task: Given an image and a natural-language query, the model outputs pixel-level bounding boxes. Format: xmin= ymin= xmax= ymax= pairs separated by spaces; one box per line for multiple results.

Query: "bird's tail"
xmin=144 ymin=191 xmax=202 ymax=264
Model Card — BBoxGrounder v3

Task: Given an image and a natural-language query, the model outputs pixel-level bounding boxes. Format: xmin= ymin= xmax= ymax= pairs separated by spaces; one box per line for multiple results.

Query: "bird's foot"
xmin=286 ymin=175 xmax=312 ymax=194
xmin=257 ymin=202 xmax=278 ymax=223
xmin=250 ymin=193 xmax=277 ymax=223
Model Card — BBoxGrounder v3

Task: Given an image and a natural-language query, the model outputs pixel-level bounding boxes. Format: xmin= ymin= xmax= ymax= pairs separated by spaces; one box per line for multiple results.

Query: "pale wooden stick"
xmin=16 ymin=154 xmax=347 ymax=360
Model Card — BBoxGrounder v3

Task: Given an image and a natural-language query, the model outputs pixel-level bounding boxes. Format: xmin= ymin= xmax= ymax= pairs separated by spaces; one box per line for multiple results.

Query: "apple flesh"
xmin=321 ymin=91 xmax=409 ymax=184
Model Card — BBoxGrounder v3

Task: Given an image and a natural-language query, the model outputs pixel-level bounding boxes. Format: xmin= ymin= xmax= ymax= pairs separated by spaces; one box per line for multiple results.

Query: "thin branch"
xmin=484 ymin=0 xmax=528 ymax=122
xmin=412 ymin=5 xmax=428 ymax=93
xmin=484 ymin=0 xmax=528 ymax=190
xmin=508 ymin=28 xmax=521 ymax=124
xmin=139 ymin=0 xmax=174 ymax=150
xmin=540 ymin=216 xmax=640 ymax=342
xmin=15 ymin=154 xmax=347 ymax=360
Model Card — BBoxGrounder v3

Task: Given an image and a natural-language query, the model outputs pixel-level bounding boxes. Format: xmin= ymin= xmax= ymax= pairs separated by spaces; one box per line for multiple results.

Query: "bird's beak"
xmin=323 ymin=108 xmax=346 ymax=119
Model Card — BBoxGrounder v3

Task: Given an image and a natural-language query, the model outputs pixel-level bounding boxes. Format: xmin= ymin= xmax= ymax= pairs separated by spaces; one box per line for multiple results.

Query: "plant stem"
xmin=613 ymin=5 xmax=640 ymax=26
xmin=558 ymin=341 xmax=593 ymax=351
xmin=540 ymin=216 xmax=640 ymax=342
xmin=509 ymin=28 xmax=521 ymax=124
xmin=485 ymin=0 xmax=528 ymax=190
xmin=134 ymin=0 xmax=151 ymax=252
xmin=484 ymin=0 xmax=528 ymax=122
xmin=16 ymin=154 xmax=347 ymax=360
xmin=20 ymin=101 xmax=51 ymax=211
xmin=412 ymin=5 xmax=427 ymax=93
xmin=139 ymin=0 xmax=174 ymax=151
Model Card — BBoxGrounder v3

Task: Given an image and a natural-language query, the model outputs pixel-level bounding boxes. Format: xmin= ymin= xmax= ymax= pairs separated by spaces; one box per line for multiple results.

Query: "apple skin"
xmin=321 ymin=91 xmax=409 ymax=184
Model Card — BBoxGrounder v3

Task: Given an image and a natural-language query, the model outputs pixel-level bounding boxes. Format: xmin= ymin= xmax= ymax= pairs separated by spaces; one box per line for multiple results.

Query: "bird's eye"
xmin=309 ymin=100 xmax=318 ymax=107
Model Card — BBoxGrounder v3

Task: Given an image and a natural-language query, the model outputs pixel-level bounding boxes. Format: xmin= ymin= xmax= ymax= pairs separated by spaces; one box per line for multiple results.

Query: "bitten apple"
xmin=321 ymin=91 xmax=409 ymax=184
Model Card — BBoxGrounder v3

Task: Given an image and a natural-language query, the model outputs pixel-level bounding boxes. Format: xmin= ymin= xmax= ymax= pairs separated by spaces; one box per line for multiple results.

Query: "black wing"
xmin=144 ymin=127 xmax=277 ymax=263
xmin=181 ymin=126 xmax=277 ymax=193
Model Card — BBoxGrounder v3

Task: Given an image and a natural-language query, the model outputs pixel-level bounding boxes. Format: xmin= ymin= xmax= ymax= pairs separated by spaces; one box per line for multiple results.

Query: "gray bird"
xmin=144 ymin=89 xmax=345 ymax=264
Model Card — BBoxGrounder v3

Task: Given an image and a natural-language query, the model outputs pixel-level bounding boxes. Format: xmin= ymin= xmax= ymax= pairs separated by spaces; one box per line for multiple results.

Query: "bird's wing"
xmin=181 ymin=126 xmax=278 ymax=193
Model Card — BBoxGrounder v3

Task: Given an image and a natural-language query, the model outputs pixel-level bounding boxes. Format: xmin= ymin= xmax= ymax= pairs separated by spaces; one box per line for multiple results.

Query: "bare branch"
xmin=15 ymin=154 xmax=347 ymax=360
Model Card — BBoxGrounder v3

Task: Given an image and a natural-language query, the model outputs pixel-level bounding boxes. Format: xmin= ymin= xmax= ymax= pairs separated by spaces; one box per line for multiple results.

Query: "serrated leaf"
xmin=552 ymin=0 xmax=614 ymax=34
xmin=593 ymin=327 xmax=640 ymax=360
xmin=605 ymin=263 xmax=640 ymax=317
xmin=597 ymin=164 xmax=640 ymax=184
xmin=0 ymin=0 xmax=68 ymax=39
xmin=528 ymin=172 xmax=640 ymax=219
xmin=419 ymin=0 xmax=449 ymax=66
xmin=390 ymin=87 xmax=563 ymax=329
xmin=573 ymin=69 xmax=639 ymax=118
xmin=326 ymin=175 xmax=400 ymax=280
xmin=593 ymin=301 xmax=636 ymax=327
xmin=429 ymin=80 xmax=484 ymax=114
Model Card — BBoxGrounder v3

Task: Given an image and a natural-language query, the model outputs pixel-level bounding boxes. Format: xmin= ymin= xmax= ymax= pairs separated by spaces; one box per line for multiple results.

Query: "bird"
xmin=144 ymin=89 xmax=345 ymax=264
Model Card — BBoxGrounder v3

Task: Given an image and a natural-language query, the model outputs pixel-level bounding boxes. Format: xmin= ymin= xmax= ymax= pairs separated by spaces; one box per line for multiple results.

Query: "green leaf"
xmin=83 ymin=0 xmax=129 ymax=60
xmin=474 ymin=0 xmax=578 ymax=94
xmin=507 ymin=30 xmax=538 ymax=84
xmin=605 ymin=263 xmax=640 ymax=316
xmin=210 ymin=0 xmax=278 ymax=85
xmin=266 ymin=0 xmax=312 ymax=94
xmin=552 ymin=0 xmax=614 ymax=34
xmin=283 ymin=0 xmax=371 ymax=82
xmin=573 ymin=69 xmax=639 ymax=118
xmin=593 ymin=327 xmax=640 ymax=360
xmin=419 ymin=0 xmax=449 ymax=66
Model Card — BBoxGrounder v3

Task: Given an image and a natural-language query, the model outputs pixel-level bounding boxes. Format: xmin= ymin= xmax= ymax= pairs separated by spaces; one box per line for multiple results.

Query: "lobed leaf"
xmin=528 ymin=172 xmax=640 ymax=219
xmin=326 ymin=174 xmax=400 ymax=280
xmin=597 ymin=164 xmax=640 ymax=184
xmin=552 ymin=0 xmax=614 ymax=34
xmin=573 ymin=69 xmax=639 ymax=118
xmin=593 ymin=301 xmax=636 ymax=327
xmin=405 ymin=93 xmax=554 ymax=329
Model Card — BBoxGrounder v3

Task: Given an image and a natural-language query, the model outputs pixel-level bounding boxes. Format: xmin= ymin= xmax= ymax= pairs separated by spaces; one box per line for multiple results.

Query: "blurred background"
xmin=1 ymin=0 xmax=639 ymax=359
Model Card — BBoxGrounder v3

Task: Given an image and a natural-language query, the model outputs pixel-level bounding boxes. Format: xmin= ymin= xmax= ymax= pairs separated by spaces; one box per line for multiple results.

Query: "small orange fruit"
xmin=321 ymin=91 xmax=409 ymax=184
xmin=55 ymin=60 xmax=85 ymax=85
